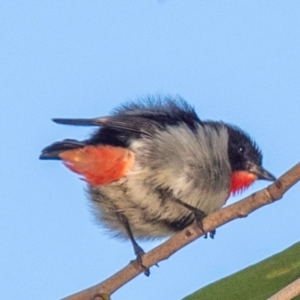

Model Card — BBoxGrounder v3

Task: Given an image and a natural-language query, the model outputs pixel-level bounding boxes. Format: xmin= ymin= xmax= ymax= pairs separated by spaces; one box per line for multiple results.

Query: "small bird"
xmin=40 ymin=96 xmax=275 ymax=274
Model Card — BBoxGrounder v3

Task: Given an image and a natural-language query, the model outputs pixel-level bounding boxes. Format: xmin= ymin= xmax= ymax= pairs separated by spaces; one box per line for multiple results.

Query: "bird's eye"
xmin=238 ymin=145 xmax=245 ymax=154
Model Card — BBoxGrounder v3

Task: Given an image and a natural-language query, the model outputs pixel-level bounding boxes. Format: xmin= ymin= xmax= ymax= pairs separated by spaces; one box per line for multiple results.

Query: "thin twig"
xmin=62 ymin=162 xmax=300 ymax=300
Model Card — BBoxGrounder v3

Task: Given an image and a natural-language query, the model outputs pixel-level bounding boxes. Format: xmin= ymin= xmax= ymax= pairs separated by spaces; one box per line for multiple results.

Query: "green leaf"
xmin=184 ymin=242 xmax=300 ymax=300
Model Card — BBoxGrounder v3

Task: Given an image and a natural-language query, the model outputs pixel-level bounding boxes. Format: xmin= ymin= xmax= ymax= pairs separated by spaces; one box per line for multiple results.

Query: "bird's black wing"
xmin=41 ymin=97 xmax=202 ymax=158
xmin=53 ymin=115 xmax=162 ymax=136
xmin=39 ymin=139 xmax=86 ymax=159
xmin=41 ymin=114 xmax=166 ymax=159
xmin=53 ymin=97 xmax=202 ymax=136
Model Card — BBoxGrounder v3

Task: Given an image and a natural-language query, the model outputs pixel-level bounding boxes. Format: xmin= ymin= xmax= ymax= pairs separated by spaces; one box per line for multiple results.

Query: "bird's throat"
xmin=230 ymin=171 xmax=257 ymax=195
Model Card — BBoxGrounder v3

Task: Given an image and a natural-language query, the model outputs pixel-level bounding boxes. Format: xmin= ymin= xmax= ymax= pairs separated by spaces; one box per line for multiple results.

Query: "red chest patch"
xmin=230 ymin=171 xmax=257 ymax=195
xmin=59 ymin=145 xmax=135 ymax=185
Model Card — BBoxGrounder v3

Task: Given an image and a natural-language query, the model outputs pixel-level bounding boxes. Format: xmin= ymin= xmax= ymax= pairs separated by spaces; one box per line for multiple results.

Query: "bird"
xmin=40 ymin=96 xmax=275 ymax=275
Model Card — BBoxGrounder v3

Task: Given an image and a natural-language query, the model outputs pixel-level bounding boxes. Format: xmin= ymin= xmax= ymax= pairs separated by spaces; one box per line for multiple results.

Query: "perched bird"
xmin=40 ymin=96 xmax=275 ymax=274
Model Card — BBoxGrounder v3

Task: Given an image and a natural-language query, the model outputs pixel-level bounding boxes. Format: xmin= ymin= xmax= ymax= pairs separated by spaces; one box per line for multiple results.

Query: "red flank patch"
xmin=59 ymin=145 xmax=135 ymax=185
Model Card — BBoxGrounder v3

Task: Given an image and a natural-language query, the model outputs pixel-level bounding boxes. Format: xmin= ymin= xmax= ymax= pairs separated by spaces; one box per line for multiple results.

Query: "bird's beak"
xmin=248 ymin=164 xmax=276 ymax=181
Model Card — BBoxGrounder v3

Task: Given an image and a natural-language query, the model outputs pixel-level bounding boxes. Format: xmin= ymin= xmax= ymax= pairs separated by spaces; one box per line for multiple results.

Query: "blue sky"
xmin=1 ymin=1 xmax=299 ymax=299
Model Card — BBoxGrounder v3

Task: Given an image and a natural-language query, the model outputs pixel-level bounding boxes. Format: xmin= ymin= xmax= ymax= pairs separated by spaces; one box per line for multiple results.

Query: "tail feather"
xmin=39 ymin=139 xmax=86 ymax=160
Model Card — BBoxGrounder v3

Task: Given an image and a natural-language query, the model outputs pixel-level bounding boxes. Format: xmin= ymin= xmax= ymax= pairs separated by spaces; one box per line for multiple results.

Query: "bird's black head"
xmin=226 ymin=124 xmax=275 ymax=181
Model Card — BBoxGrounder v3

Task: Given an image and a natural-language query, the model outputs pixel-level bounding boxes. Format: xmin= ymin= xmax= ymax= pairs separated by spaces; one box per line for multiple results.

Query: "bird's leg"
xmin=171 ymin=198 xmax=206 ymax=232
xmin=117 ymin=213 xmax=150 ymax=276
xmin=170 ymin=197 xmax=216 ymax=238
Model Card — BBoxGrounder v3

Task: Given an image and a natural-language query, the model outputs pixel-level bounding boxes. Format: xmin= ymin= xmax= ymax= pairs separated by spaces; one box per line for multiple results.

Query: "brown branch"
xmin=62 ymin=162 xmax=300 ymax=300
xmin=267 ymin=277 xmax=300 ymax=300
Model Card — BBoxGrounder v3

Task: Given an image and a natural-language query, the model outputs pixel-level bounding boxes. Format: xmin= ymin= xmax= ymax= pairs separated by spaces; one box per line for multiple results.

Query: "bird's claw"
xmin=204 ymin=229 xmax=216 ymax=239
xmin=133 ymin=245 xmax=150 ymax=276
xmin=193 ymin=209 xmax=207 ymax=234
xmin=193 ymin=210 xmax=216 ymax=239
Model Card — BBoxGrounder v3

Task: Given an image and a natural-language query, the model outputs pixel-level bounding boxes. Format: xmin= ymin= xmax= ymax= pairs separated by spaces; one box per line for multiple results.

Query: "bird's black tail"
xmin=39 ymin=139 xmax=86 ymax=160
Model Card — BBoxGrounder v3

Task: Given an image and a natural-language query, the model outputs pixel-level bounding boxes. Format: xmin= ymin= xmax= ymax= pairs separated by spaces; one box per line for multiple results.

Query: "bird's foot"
xmin=133 ymin=244 xmax=150 ymax=276
xmin=193 ymin=209 xmax=216 ymax=239
xmin=204 ymin=229 xmax=217 ymax=239
xmin=193 ymin=209 xmax=207 ymax=234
